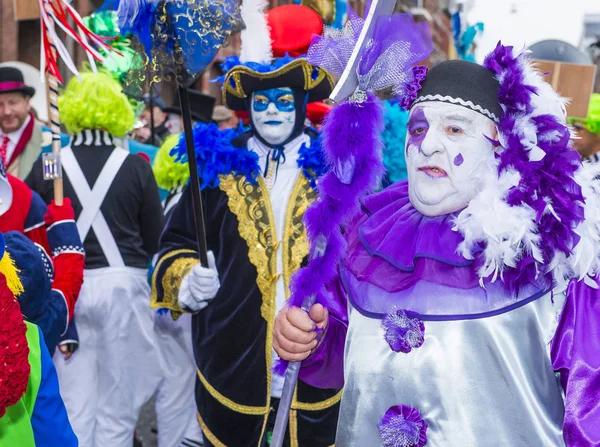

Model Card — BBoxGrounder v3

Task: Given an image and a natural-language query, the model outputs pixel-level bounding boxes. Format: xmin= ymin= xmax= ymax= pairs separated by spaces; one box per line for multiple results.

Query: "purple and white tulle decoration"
xmin=308 ymin=11 xmax=433 ymax=107
xmin=378 ymin=405 xmax=428 ymax=447
xmin=382 ymin=307 xmax=425 ymax=353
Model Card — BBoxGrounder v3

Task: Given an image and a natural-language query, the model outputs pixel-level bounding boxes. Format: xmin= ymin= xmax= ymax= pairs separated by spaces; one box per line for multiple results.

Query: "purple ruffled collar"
xmin=343 ymin=181 xmax=547 ymax=320
xmin=346 ymin=180 xmax=482 ymax=292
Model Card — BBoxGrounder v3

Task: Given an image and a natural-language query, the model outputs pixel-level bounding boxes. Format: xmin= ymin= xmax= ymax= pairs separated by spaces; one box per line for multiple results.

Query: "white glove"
xmin=177 ymin=251 xmax=220 ymax=312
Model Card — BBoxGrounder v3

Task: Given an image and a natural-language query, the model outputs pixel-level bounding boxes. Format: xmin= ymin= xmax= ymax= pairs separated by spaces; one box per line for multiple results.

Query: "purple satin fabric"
xmin=344 ymin=180 xmax=545 ymax=316
xmin=300 ymin=180 xmax=600 ymax=444
xmin=340 ymin=264 xmax=547 ymax=320
xmin=299 ymin=276 xmax=348 ymax=390
xmin=551 ymin=279 xmax=600 ymax=446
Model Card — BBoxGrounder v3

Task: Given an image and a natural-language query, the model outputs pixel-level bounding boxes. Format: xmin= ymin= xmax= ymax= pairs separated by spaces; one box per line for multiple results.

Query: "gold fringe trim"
xmin=222 ymin=59 xmax=334 ymax=101
xmin=218 ymin=175 xmax=277 ymax=322
xmin=257 ymin=412 xmax=269 ymax=447
xmin=293 ymin=389 xmax=344 ymax=411
xmin=197 ymin=412 xmax=227 ymax=447
xmin=289 ymin=409 xmax=299 ymax=447
xmin=197 ymin=369 xmax=269 ymax=415
xmin=150 ymin=249 xmax=198 ymax=318
xmin=282 ymin=174 xmax=316 ymax=298
xmin=0 ymin=251 xmax=23 ymax=297
xmin=219 ymin=174 xmax=277 ymax=409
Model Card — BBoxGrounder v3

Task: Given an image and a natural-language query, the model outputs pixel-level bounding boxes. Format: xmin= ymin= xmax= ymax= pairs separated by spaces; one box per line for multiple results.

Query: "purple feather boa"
xmin=290 ymin=95 xmax=384 ymax=306
xmin=273 ymin=94 xmax=385 ymax=374
xmin=483 ymin=43 xmax=584 ymax=291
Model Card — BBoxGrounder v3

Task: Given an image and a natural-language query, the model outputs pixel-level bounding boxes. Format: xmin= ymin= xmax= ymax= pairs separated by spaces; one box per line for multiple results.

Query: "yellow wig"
xmin=59 ymin=71 xmax=135 ymax=137
xmin=152 ymin=134 xmax=190 ymax=191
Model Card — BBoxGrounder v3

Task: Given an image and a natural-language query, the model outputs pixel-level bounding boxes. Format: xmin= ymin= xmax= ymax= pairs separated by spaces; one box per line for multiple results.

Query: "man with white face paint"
xmin=275 ymin=48 xmax=600 ymax=446
xmin=406 ymin=102 xmax=498 ymax=216
xmin=151 ymin=4 xmax=342 ymax=446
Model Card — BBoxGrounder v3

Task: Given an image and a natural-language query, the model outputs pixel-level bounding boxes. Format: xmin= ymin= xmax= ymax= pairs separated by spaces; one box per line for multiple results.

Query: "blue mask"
xmin=251 ymin=87 xmax=297 ymax=146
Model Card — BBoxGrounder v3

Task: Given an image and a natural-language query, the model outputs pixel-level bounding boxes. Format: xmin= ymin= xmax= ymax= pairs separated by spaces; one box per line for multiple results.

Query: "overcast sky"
xmin=468 ymin=0 xmax=600 ymax=62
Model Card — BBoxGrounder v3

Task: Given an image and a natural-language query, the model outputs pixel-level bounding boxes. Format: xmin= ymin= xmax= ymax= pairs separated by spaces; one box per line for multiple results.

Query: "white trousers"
xmin=154 ymin=312 xmax=204 ymax=447
xmin=54 ymin=267 xmax=162 ymax=447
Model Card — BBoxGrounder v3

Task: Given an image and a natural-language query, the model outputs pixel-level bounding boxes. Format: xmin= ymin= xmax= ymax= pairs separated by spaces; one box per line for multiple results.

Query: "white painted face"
xmin=251 ymin=87 xmax=296 ymax=146
xmin=406 ymin=101 xmax=498 ymax=217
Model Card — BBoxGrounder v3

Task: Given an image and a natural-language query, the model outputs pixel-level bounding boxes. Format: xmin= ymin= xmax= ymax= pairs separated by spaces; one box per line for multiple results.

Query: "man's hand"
xmin=273 ymin=304 xmax=329 ymax=362
xmin=178 ymin=251 xmax=220 ymax=312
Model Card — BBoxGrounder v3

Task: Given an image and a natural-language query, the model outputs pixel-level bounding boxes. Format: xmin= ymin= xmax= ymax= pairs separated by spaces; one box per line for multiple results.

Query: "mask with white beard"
xmin=406 ymin=102 xmax=499 ymax=217
xmin=251 ymin=87 xmax=296 ymax=146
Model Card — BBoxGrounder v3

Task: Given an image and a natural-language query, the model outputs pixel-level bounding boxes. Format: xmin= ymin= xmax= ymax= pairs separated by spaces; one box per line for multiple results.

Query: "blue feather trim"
xmin=171 ymin=122 xmax=260 ymax=189
xmin=381 ymin=101 xmax=409 ymax=183
xmin=172 ymin=123 xmax=326 ymax=189
xmin=118 ymin=0 xmax=158 ymax=60
xmin=298 ymin=132 xmax=327 ymax=187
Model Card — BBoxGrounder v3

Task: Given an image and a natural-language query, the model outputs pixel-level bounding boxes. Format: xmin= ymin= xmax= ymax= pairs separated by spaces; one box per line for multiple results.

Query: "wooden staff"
xmin=43 ymin=0 xmax=64 ymax=206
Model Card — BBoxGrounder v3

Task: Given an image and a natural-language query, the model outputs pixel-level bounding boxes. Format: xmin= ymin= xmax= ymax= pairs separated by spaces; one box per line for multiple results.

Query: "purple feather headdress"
xmin=273 ymin=13 xmax=433 ymax=375
xmin=453 ymin=43 xmax=594 ymax=291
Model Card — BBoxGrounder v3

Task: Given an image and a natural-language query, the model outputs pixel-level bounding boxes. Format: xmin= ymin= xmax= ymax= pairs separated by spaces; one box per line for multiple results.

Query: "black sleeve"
xmin=151 ymin=183 xmax=216 ymax=312
xmin=159 ymin=184 xmax=207 ymax=257
xmin=137 ymin=158 xmax=165 ymax=256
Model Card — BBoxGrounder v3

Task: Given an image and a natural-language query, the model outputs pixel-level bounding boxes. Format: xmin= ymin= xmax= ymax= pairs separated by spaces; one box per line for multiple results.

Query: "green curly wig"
xmin=152 ymin=134 xmax=189 ymax=192
xmin=59 ymin=71 xmax=135 ymax=137
xmin=569 ymin=93 xmax=600 ymax=137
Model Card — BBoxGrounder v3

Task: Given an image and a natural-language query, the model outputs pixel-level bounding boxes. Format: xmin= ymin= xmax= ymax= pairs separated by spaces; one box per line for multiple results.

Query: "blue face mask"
xmin=252 ymin=88 xmax=296 ymax=113
xmin=251 ymin=87 xmax=297 ymax=146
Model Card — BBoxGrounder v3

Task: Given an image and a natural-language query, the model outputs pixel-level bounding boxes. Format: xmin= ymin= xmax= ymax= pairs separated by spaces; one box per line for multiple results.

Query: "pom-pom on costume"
xmin=293 ymin=30 xmax=600 ymax=445
xmin=151 ymin=3 xmax=341 ymax=445
xmin=0 ymin=232 xmax=77 ymax=446
xmin=26 ymin=70 xmax=164 ymax=447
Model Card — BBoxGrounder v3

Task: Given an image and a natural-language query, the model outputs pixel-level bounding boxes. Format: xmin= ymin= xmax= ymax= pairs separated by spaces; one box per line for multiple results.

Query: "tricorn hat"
xmin=221 ymin=1 xmax=333 ymax=111
xmin=0 ymin=67 xmax=35 ymax=97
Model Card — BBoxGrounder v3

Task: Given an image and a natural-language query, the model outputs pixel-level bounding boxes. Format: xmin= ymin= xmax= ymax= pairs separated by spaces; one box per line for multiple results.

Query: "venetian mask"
xmin=406 ymin=102 xmax=498 ymax=217
xmin=251 ymin=87 xmax=296 ymax=146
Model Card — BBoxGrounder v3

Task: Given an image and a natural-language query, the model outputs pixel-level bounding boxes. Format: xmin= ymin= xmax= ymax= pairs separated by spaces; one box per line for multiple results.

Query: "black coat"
xmin=152 ymin=139 xmax=340 ymax=446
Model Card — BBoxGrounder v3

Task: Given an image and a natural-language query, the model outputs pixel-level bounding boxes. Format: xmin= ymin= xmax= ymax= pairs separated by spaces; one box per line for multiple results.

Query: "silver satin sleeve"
xmin=336 ymin=291 xmax=567 ymax=446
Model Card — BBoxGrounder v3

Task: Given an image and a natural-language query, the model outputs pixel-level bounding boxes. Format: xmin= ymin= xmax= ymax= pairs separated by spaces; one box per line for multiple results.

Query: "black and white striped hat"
xmin=411 ymin=60 xmax=501 ymax=123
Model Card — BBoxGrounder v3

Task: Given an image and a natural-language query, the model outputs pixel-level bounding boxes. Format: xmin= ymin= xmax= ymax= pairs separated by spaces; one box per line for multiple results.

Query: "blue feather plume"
xmin=171 ymin=123 xmax=260 ymax=189
xmin=117 ymin=0 xmax=158 ymax=59
xmin=381 ymin=101 xmax=408 ymax=183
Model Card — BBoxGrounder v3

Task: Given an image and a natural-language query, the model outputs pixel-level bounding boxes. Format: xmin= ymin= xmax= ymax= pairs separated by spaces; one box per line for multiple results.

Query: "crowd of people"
xmin=0 ymin=1 xmax=599 ymax=446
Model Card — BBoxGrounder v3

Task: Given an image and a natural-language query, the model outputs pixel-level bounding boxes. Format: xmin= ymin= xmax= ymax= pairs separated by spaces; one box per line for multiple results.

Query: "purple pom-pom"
xmin=272 ymin=358 xmax=288 ymax=376
xmin=378 ymin=405 xmax=428 ymax=447
xmin=382 ymin=307 xmax=425 ymax=353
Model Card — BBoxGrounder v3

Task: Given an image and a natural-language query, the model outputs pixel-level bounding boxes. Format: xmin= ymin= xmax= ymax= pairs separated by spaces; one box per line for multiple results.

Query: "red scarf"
xmin=7 ymin=114 xmax=35 ymax=168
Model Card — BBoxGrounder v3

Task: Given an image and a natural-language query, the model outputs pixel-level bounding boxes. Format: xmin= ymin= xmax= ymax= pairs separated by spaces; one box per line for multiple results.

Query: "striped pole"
xmin=44 ymin=0 xmax=64 ymax=206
